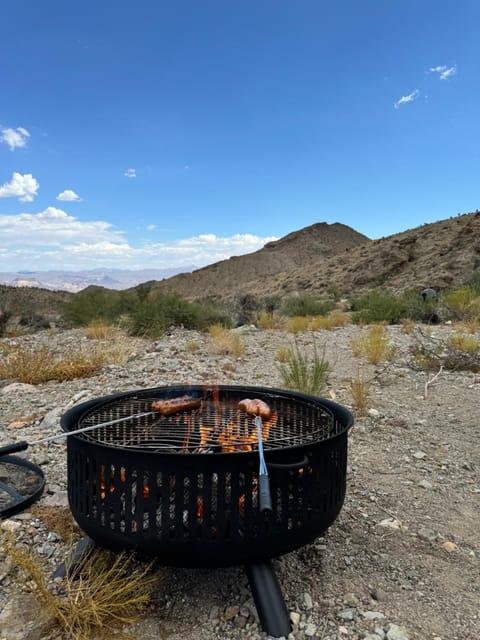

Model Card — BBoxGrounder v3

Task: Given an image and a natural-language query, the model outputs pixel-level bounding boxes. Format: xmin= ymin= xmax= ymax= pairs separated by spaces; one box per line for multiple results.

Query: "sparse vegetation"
xmin=276 ymin=339 xmax=330 ymax=395
xmin=411 ymin=326 xmax=480 ymax=372
xmin=351 ymin=324 xmax=396 ymax=364
xmin=286 ymin=316 xmax=311 ymax=333
xmin=256 ymin=310 xmax=285 ymax=330
xmin=2 ymin=536 xmax=161 ymax=640
xmin=281 ymin=295 xmax=335 ymax=318
xmin=0 ymin=337 xmax=134 ymax=384
xmin=350 ymin=367 xmax=370 ymax=417
xmin=443 ymin=287 xmax=480 ymax=321
xmin=83 ymin=319 xmax=121 ymax=340
xmin=310 ymin=311 xmax=351 ymax=330
xmin=208 ymin=324 xmax=245 ymax=357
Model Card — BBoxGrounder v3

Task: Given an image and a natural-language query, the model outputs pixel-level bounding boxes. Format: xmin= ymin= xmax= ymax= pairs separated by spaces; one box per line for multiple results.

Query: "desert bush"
xmin=275 ymin=345 xmax=291 ymax=363
xmin=256 ymin=310 xmax=285 ymax=330
xmin=276 ymin=339 xmax=330 ymax=395
xmin=448 ymin=333 xmax=480 ymax=353
xmin=128 ymin=295 xmax=230 ymax=338
xmin=83 ymin=319 xmax=120 ymax=340
xmin=310 ymin=311 xmax=351 ymax=331
xmin=411 ymin=327 xmax=480 ymax=372
xmin=443 ymin=287 xmax=480 ymax=321
xmin=452 ymin=320 xmax=480 ymax=334
xmin=208 ymin=324 xmax=245 ymax=357
xmin=286 ymin=316 xmax=311 ymax=333
xmin=350 ymin=290 xmax=406 ymax=324
xmin=185 ymin=339 xmax=201 ymax=353
xmin=2 ymin=536 xmax=161 ymax=640
xmin=350 ymin=367 xmax=370 ymax=417
xmin=0 ymin=338 xmax=134 ymax=384
xmin=281 ymin=295 xmax=335 ymax=318
xmin=351 ymin=324 xmax=396 ymax=364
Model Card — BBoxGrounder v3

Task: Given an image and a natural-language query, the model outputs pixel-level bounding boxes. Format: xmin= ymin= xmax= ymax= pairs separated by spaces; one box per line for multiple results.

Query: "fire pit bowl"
xmin=61 ymin=384 xmax=353 ymax=568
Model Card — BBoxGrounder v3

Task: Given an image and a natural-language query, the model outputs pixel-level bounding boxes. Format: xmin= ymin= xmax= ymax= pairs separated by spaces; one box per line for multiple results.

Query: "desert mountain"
xmin=149 ymin=212 xmax=480 ymax=301
xmin=149 ymin=222 xmax=370 ymax=300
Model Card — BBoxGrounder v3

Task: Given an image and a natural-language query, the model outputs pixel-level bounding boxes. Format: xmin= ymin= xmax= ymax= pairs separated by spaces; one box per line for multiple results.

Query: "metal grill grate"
xmin=75 ymin=394 xmax=340 ymax=453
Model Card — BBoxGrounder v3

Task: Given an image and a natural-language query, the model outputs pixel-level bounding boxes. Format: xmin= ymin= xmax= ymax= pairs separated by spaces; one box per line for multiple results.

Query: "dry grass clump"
xmin=0 ymin=344 xmax=103 ymax=383
xmin=286 ymin=316 xmax=311 ymax=334
xmin=351 ymin=324 xmax=396 ymax=365
xmin=83 ymin=319 xmax=121 ymax=340
xmin=310 ymin=311 xmax=351 ymax=331
xmin=448 ymin=333 xmax=480 ymax=353
xmin=401 ymin=318 xmax=416 ymax=335
xmin=411 ymin=327 xmax=480 ymax=372
xmin=185 ymin=339 xmax=201 ymax=353
xmin=208 ymin=324 xmax=245 ymax=357
xmin=276 ymin=345 xmax=291 ymax=363
xmin=452 ymin=320 xmax=480 ymax=335
xmin=350 ymin=368 xmax=370 ymax=417
xmin=2 ymin=537 xmax=161 ymax=640
xmin=0 ymin=338 xmax=135 ymax=384
xmin=256 ymin=311 xmax=285 ymax=330
xmin=276 ymin=340 xmax=330 ymax=395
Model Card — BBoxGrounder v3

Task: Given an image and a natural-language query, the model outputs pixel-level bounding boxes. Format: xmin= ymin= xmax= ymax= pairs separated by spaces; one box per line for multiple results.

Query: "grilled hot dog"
xmin=238 ymin=398 xmax=273 ymax=420
xmin=151 ymin=396 xmax=201 ymax=415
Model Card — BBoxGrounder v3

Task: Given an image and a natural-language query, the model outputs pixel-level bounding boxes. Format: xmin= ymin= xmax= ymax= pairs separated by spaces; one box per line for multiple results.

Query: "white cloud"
xmin=124 ymin=168 xmax=136 ymax=178
xmin=0 ymin=172 xmax=39 ymax=202
xmin=0 ymin=127 xmax=30 ymax=150
xmin=429 ymin=64 xmax=457 ymax=80
xmin=147 ymin=224 xmax=156 ymax=230
xmin=0 ymin=207 xmax=278 ymax=271
xmin=57 ymin=189 xmax=82 ymax=202
xmin=394 ymin=89 xmax=420 ymax=109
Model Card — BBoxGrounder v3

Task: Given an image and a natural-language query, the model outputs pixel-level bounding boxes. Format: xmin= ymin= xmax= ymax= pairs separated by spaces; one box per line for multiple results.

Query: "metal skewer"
xmin=0 ymin=410 xmax=159 ymax=458
xmin=255 ymin=415 xmax=272 ymax=513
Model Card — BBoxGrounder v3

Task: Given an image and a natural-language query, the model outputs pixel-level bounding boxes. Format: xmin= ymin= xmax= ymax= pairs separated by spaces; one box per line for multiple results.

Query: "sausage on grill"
xmin=238 ymin=398 xmax=273 ymax=420
xmin=151 ymin=396 xmax=202 ymax=415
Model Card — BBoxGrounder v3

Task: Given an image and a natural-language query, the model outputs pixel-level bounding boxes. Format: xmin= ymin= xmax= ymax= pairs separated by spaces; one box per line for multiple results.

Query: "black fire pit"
xmin=61 ymin=384 xmax=353 ymax=637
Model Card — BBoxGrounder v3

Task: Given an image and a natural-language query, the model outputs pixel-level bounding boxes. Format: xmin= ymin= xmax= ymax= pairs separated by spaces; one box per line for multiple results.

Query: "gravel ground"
xmin=0 ymin=324 xmax=479 ymax=640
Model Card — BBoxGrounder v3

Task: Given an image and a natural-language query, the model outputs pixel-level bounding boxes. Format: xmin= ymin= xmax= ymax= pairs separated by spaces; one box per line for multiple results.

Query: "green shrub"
xmin=443 ymin=287 xmax=480 ymax=321
xmin=281 ymin=295 xmax=335 ymax=318
xmin=350 ymin=290 xmax=406 ymax=324
xmin=63 ymin=287 xmax=230 ymax=337
xmin=276 ymin=339 xmax=330 ymax=395
xmin=128 ymin=295 xmax=230 ymax=337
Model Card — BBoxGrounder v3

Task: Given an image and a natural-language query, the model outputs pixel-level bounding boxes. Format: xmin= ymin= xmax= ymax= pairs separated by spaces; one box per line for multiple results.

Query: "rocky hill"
xmin=149 ymin=212 xmax=480 ymax=301
xmin=149 ymin=222 xmax=370 ymax=300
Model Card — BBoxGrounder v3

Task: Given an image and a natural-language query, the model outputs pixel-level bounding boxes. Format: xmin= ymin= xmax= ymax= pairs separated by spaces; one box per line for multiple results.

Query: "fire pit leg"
xmin=245 ymin=560 xmax=291 ymax=638
xmin=51 ymin=536 xmax=95 ymax=579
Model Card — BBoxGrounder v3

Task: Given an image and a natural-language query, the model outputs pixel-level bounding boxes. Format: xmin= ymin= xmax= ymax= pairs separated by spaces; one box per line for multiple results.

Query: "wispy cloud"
xmin=0 ymin=208 xmax=278 ymax=270
xmin=394 ymin=89 xmax=420 ymax=109
xmin=124 ymin=168 xmax=136 ymax=178
xmin=0 ymin=172 xmax=39 ymax=202
xmin=57 ymin=189 xmax=82 ymax=202
xmin=429 ymin=64 xmax=457 ymax=80
xmin=0 ymin=127 xmax=30 ymax=150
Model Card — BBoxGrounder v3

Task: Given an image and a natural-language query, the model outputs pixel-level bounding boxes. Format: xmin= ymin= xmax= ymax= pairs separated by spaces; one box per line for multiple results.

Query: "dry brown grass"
xmin=256 ymin=311 xmax=285 ymax=330
xmin=310 ymin=311 xmax=351 ymax=331
xmin=351 ymin=324 xmax=396 ymax=364
xmin=2 ymin=536 xmax=162 ymax=640
xmin=208 ymin=324 xmax=245 ymax=357
xmin=276 ymin=345 xmax=291 ymax=363
xmin=0 ymin=337 xmax=135 ymax=384
xmin=452 ymin=320 xmax=480 ymax=334
xmin=286 ymin=316 xmax=311 ymax=333
xmin=350 ymin=367 xmax=370 ymax=417
xmin=448 ymin=333 xmax=480 ymax=353
xmin=83 ymin=319 xmax=120 ymax=340
xmin=185 ymin=339 xmax=201 ymax=354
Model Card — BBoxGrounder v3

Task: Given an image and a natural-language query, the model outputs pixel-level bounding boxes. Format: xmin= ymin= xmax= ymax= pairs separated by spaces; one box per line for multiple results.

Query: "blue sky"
xmin=0 ymin=0 xmax=478 ymax=272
